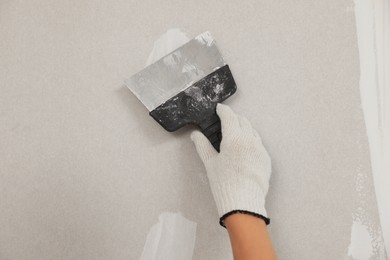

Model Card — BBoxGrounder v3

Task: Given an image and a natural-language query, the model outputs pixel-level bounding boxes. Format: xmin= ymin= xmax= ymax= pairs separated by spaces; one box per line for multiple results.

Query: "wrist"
xmin=220 ymin=210 xmax=270 ymax=228
xmin=225 ymin=212 xmax=267 ymax=229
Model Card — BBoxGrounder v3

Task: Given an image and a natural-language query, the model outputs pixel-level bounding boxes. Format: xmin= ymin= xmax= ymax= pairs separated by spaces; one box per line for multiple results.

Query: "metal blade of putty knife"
xmin=125 ymin=31 xmax=237 ymax=151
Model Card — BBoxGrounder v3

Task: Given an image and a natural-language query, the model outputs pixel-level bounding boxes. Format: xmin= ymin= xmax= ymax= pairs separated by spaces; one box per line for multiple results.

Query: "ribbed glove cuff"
xmin=210 ymin=179 xmax=270 ymax=227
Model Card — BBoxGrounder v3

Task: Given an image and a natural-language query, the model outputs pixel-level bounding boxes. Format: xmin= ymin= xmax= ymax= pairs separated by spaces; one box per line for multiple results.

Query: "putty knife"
xmin=125 ymin=31 xmax=237 ymax=151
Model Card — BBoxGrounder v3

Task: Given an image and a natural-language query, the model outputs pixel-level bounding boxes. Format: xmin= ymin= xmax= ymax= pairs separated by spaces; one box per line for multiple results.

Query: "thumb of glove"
xmin=191 ymin=130 xmax=218 ymax=162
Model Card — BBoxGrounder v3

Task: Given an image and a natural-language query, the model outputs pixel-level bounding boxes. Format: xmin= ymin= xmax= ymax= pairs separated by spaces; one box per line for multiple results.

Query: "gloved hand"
xmin=191 ymin=104 xmax=271 ymax=227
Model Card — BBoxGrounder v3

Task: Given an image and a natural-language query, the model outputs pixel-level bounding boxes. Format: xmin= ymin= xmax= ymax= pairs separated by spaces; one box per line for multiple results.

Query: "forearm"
xmin=225 ymin=214 xmax=277 ymax=260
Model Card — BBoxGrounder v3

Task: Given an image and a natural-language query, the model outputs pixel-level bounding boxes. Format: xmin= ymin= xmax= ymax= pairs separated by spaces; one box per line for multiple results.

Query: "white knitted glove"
xmin=191 ymin=104 xmax=271 ymax=226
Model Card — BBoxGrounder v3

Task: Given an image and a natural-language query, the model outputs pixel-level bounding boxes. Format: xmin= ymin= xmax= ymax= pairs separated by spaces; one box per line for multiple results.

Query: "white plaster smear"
xmin=145 ymin=28 xmax=190 ymax=67
xmin=353 ymin=0 xmax=390 ymax=258
xmin=348 ymin=219 xmax=376 ymax=260
xmin=139 ymin=29 xmax=196 ymax=260
xmin=139 ymin=212 xmax=197 ymax=260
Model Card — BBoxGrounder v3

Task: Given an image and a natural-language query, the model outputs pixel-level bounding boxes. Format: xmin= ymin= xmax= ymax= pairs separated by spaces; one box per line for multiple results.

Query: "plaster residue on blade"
xmin=125 ymin=31 xmax=226 ymax=111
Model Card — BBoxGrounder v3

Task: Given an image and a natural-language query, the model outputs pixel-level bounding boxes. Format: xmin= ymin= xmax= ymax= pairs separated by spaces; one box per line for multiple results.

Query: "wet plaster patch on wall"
xmin=353 ymin=0 xmax=390 ymax=257
xmin=349 ymin=220 xmax=376 ymax=260
xmin=139 ymin=212 xmax=197 ymax=260
xmin=347 ymin=162 xmax=386 ymax=259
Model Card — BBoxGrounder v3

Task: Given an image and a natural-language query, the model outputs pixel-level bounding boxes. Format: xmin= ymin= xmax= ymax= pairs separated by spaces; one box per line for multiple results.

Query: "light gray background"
xmin=0 ymin=0 xmax=382 ymax=259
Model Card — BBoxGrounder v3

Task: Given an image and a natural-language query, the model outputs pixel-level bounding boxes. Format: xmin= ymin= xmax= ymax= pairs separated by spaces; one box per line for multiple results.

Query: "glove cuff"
xmin=219 ymin=210 xmax=270 ymax=228
xmin=211 ymin=179 xmax=269 ymax=227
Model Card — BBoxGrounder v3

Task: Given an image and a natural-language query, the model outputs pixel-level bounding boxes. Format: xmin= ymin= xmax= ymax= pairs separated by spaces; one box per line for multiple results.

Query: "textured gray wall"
xmin=0 ymin=0 xmax=382 ymax=259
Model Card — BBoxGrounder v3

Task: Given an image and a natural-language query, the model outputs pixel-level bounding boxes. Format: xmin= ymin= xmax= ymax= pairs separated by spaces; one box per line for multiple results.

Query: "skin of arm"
xmin=225 ymin=214 xmax=277 ymax=260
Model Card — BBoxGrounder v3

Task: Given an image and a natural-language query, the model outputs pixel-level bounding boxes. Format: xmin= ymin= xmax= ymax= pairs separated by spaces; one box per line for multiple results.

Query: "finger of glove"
xmin=238 ymin=115 xmax=252 ymax=131
xmin=216 ymin=104 xmax=240 ymax=136
xmin=191 ymin=130 xmax=217 ymax=162
xmin=252 ymin=128 xmax=261 ymax=138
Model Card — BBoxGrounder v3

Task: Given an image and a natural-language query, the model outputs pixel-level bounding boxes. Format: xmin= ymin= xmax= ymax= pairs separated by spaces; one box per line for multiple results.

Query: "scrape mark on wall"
xmin=139 ymin=212 xmax=197 ymax=260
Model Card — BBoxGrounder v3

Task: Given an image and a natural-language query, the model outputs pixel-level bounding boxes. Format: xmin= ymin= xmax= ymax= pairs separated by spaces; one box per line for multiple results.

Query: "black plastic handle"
xmin=148 ymin=65 xmax=237 ymax=152
xmin=199 ymin=113 xmax=222 ymax=152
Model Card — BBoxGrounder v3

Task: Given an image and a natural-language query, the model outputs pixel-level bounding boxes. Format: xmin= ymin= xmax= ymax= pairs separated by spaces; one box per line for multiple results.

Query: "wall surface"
xmin=0 ymin=0 xmax=385 ymax=259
